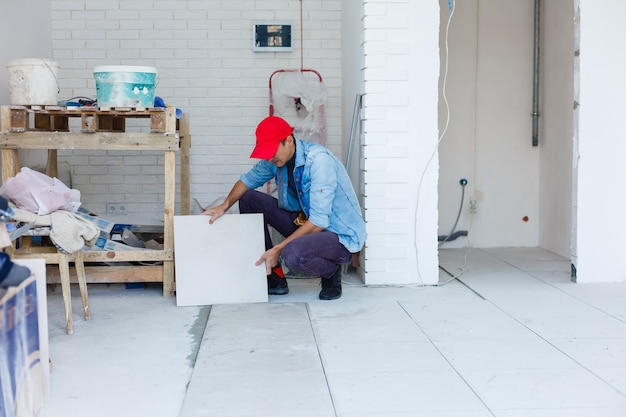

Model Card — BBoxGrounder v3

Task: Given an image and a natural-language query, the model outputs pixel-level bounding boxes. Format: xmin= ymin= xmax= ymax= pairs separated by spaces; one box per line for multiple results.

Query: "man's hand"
xmin=255 ymin=246 xmax=282 ymax=275
xmin=201 ymin=205 xmax=227 ymax=224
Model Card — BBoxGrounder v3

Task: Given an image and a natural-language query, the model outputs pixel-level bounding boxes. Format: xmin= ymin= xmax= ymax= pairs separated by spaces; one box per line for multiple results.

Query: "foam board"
xmin=174 ymin=214 xmax=268 ymax=306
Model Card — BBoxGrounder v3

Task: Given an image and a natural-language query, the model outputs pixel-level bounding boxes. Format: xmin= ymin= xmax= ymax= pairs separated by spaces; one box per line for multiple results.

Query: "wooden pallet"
xmin=6 ymin=105 xmax=176 ymax=134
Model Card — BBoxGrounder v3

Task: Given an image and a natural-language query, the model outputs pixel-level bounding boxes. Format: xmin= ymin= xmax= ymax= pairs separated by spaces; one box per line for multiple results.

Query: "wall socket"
xmin=469 ymin=197 xmax=478 ymax=213
xmin=106 ymin=203 xmax=128 ymax=216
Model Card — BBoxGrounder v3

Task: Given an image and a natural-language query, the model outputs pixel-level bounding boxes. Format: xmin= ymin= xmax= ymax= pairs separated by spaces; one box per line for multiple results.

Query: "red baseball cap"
xmin=250 ymin=116 xmax=293 ymax=159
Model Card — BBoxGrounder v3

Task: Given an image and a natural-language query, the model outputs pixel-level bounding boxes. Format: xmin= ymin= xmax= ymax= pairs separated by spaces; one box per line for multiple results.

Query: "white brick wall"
xmin=50 ymin=0 xmax=343 ymax=220
xmin=360 ymin=0 xmax=440 ymax=285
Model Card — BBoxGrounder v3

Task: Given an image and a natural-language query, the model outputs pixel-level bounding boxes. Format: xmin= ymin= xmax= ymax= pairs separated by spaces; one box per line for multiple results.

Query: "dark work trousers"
xmin=238 ymin=189 xmax=352 ymax=279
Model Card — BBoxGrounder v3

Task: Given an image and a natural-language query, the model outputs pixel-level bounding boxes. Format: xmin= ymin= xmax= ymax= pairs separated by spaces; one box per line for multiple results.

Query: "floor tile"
xmin=320 ymin=342 xmax=452 ymax=373
xmin=327 ymin=371 xmax=488 ymax=414
xmin=494 ymin=408 xmax=626 ymax=417
xmin=593 ymin=367 xmax=626 ymax=396
xmin=549 ymin=337 xmax=626 ymax=369
xmin=436 ymin=339 xmax=580 ymax=371
xmin=208 ymin=302 xmax=310 ymax=322
xmin=195 ymin=344 xmax=324 ymax=375
xmin=312 ymin=316 xmax=429 ymax=345
xmin=180 ymin=373 xmax=335 ymax=417
xmin=518 ymin=315 xmax=626 ymax=340
xmin=463 ymin=368 xmax=626 ymax=410
xmin=409 ymin=313 xmax=536 ymax=342
xmin=203 ymin=318 xmax=317 ymax=348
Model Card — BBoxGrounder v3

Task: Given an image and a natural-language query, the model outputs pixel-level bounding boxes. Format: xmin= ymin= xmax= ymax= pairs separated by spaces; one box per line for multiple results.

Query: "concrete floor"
xmin=37 ymin=248 xmax=626 ymax=417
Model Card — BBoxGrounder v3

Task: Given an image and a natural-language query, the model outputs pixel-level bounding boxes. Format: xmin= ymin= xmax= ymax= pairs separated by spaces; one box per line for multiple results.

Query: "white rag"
xmin=12 ymin=207 xmax=99 ymax=254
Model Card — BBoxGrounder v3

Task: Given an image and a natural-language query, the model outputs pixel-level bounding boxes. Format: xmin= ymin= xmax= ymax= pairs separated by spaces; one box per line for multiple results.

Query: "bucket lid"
xmin=93 ymin=65 xmax=157 ymax=74
xmin=7 ymin=58 xmax=59 ymax=68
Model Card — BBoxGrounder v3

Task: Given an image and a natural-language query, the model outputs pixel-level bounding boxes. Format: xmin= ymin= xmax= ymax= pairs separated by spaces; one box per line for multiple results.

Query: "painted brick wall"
xmin=360 ymin=0 xmax=440 ymax=285
xmin=50 ymin=0 xmax=342 ymax=220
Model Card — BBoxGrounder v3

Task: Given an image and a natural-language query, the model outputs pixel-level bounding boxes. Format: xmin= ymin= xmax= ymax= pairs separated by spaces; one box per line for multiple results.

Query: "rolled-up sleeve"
xmin=240 ymin=161 xmax=276 ymax=190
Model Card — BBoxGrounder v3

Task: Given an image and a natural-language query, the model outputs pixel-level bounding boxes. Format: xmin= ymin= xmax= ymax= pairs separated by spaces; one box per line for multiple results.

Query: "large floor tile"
xmin=436 ymin=339 xmax=580 ymax=371
xmin=327 ymin=371 xmax=488 ymax=415
xmin=463 ymin=368 xmax=626 ymax=410
xmin=592 ymin=367 xmax=626 ymax=396
xmin=549 ymin=337 xmax=626 ymax=369
xmin=180 ymin=373 xmax=335 ymax=417
xmin=208 ymin=302 xmax=310 ymax=322
xmin=203 ymin=318 xmax=317 ymax=348
xmin=410 ymin=314 xmax=536 ymax=342
xmin=519 ymin=315 xmax=626 ymax=340
xmin=320 ymin=341 xmax=452 ymax=373
xmin=400 ymin=295 xmax=507 ymax=319
xmin=494 ymin=408 xmax=626 ymax=417
xmin=194 ymin=344 xmax=324 ymax=375
xmin=312 ymin=316 xmax=429 ymax=344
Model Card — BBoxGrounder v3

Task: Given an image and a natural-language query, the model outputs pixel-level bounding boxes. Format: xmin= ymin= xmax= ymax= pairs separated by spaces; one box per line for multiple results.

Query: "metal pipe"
xmin=532 ymin=0 xmax=541 ymax=146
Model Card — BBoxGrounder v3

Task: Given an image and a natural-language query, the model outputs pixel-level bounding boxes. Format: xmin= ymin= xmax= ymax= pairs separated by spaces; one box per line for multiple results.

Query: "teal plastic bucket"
xmin=93 ymin=65 xmax=157 ymax=108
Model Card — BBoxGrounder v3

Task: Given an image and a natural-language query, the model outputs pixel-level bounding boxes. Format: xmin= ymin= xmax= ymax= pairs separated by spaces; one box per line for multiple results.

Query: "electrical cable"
xmin=438 ymin=179 xmax=466 ymax=247
xmin=300 ymin=0 xmax=304 ymax=70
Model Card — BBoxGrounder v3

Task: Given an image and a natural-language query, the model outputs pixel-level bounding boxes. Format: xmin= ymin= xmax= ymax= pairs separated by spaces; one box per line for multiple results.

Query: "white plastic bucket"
xmin=7 ymin=59 xmax=60 ymax=105
xmin=93 ymin=65 xmax=158 ymax=108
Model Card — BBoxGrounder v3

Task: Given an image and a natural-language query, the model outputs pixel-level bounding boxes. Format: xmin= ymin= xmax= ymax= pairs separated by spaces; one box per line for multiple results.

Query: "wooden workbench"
xmin=0 ymin=105 xmax=191 ymax=297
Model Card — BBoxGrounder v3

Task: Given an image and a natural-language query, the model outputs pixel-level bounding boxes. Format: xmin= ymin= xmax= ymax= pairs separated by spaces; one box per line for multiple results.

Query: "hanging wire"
xmin=300 ymin=0 xmax=304 ymax=70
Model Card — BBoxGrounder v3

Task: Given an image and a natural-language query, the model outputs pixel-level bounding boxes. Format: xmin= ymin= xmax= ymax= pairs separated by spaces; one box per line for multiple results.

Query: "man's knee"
xmin=238 ymin=189 xmax=255 ymax=213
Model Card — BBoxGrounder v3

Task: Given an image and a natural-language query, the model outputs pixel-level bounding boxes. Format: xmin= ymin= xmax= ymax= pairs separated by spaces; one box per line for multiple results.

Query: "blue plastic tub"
xmin=93 ymin=65 xmax=157 ymax=108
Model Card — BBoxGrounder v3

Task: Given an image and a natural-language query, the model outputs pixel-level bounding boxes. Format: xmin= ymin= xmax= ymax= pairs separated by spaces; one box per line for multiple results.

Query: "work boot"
xmin=267 ymin=265 xmax=289 ymax=295
xmin=319 ymin=266 xmax=342 ymax=300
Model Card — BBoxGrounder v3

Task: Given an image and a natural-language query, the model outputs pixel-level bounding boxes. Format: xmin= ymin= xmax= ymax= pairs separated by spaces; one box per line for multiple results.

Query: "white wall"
xmin=47 ymin=0 xmax=343 ymax=220
xmin=539 ymin=0 xmax=574 ymax=257
xmin=575 ymin=0 xmax=626 ymax=283
xmin=360 ymin=1 xmax=440 ymax=285
xmin=0 ymin=1 xmax=53 ymax=104
xmin=0 ymin=0 xmax=53 ymax=170
xmin=437 ymin=0 xmax=541 ymax=249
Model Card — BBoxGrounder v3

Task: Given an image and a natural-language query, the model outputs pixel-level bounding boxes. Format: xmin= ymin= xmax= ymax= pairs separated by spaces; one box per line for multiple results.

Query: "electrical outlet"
xmin=469 ymin=198 xmax=477 ymax=214
xmin=106 ymin=203 xmax=127 ymax=216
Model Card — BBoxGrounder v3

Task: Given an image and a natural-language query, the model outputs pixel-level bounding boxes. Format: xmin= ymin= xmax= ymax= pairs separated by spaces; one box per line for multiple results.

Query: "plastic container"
xmin=7 ymin=59 xmax=60 ymax=105
xmin=93 ymin=65 xmax=157 ymax=108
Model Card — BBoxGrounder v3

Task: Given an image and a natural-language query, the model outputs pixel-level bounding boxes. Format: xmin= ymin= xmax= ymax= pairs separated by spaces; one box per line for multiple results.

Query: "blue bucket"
xmin=93 ymin=65 xmax=157 ymax=108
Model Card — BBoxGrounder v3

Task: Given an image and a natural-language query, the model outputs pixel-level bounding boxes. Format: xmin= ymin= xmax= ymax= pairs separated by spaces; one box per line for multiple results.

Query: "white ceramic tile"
xmin=39 ymin=285 xmax=200 ymax=417
xmin=478 ymin=289 xmax=605 ymax=318
xmin=327 ymin=371 xmax=487 ymax=414
xmin=593 ymin=367 xmax=626 ymax=396
xmin=436 ymin=339 xmax=579 ymax=371
xmin=194 ymin=344 xmax=324 ymax=375
xmin=339 ymin=411 xmax=493 ymax=417
xmin=463 ymin=368 xmax=626 ymax=410
xmin=549 ymin=338 xmax=626 ymax=369
xmin=174 ymin=214 xmax=268 ymax=306
xmin=410 ymin=314 xmax=536 ymax=342
xmin=399 ymin=296 xmax=504 ymax=319
xmin=519 ymin=315 xmax=626 ymax=340
xmin=203 ymin=319 xmax=316 ymax=348
xmin=312 ymin=316 xmax=429 ymax=345
xmin=208 ymin=302 xmax=309 ymax=322
xmin=180 ymin=373 xmax=335 ymax=417
xmin=308 ymin=299 xmax=411 ymax=321
xmin=496 ymin=408 xmax=626 ymax=417
xmin=320 ymin=342 xmax=452 ymax=373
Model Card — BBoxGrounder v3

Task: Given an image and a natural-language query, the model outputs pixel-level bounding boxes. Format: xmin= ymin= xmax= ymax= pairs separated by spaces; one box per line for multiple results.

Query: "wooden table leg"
xmin=163 ymin=149 xmax=176 ymax=297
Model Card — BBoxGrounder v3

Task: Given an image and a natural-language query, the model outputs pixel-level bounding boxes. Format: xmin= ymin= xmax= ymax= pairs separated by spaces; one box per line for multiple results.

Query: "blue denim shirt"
xmin=240 ymin=139 xmax=366 ymax=253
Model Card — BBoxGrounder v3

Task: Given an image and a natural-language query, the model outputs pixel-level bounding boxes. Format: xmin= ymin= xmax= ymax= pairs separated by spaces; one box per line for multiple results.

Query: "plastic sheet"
xmin=0 ymin=168 xmax=81 ymax=215
xmin=270 ymin=69 xmax=327 ymax=145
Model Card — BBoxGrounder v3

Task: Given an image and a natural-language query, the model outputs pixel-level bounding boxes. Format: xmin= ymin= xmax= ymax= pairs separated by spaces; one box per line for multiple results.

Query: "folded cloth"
xmin=11 ymin=207 xmax=99 ymax=254
xmin=0 ymin=252 xmax=31 ymax=287
xmin=49 ymin=210 xmax=99 ymax=254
